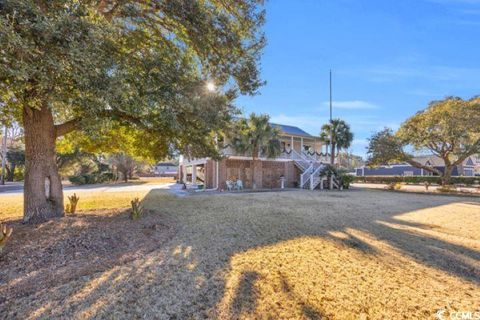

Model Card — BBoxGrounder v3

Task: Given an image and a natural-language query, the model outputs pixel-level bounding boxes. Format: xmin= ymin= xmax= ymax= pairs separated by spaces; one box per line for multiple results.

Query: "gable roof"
xmin=270 ymin=123 xmax=313 ymax=138
xmin=465 ymin=157 xmax=475 ymax=166
xmin=413 ymin=155 xmax=475 ymax=167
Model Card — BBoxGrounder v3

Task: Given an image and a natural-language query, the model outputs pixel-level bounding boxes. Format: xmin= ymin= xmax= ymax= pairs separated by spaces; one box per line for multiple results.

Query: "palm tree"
xmin=228 ymin=113 xmax=282 ymax=189
xmin=320 ymin=119 xmax=354 ymax=166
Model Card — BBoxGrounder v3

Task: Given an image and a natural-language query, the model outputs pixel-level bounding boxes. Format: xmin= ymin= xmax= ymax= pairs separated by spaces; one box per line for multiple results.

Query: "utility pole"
xmin=1 ymin=125 xmax=7 ymax=185
xmin=329 ymin=69 xmax=333 ymax=165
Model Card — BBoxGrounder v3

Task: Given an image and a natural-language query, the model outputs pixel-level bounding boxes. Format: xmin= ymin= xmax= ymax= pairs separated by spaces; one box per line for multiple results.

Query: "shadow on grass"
xmin=230 ymin=271 xmax=260 ymax=317
xmin=1 ymin=189 xmax=479 ymax=318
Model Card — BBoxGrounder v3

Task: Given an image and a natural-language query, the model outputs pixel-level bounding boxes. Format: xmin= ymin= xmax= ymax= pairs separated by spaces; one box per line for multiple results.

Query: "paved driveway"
xmin=0 ymin=181 xmax=184 ymax=196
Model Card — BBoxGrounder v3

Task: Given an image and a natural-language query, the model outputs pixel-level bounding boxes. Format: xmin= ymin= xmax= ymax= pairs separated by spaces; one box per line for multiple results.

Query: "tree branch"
xmin=452 ymin=140 xmax=480 ymax=166
xmin=54 ymin=118 xmax=82 ymax=138
xmin=54 ymin=108 xmax=158 ymax=140
xmin=405 ymin=159 xmax=442 ymax=176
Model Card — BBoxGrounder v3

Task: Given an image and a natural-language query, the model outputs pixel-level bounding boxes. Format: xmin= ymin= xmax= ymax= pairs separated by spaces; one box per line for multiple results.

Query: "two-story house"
xmin=179 ymin=123 xmax=334 ymax=190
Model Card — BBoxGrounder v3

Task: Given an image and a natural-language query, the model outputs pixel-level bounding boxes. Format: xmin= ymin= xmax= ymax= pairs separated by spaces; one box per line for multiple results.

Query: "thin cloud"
xmin=322 ymin=100 xmax=378 ymax=110
xmin=362 ymin=65 xmax=480 ymax=83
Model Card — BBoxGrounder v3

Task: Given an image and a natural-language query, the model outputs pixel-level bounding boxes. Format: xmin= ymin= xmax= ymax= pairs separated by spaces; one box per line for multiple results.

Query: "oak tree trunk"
xmin=6 ymin=164 xmax=15 ymax=182
xmin=442 ymin=165 xmax=454 ymax=186
xmin=23 ymin=104 xmax=64 ymax=223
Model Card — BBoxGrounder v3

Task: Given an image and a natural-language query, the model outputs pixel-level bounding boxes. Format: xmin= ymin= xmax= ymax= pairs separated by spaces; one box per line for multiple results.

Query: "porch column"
xmin=192 ymin=165 xmax=197 ymax=186
xmin=300 ymin=137 xmax=304 ymax=153
xmin=290 ymin=136 xmax=294 ymax=151
xmin=182 ymin=165 xmax=187 ymax=183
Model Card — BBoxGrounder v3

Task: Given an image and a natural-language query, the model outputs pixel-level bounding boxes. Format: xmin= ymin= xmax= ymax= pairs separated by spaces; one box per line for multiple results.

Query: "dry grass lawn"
xmin=1 ymin=189 xmax=479 ymax=319
xmin=0 ymin=177 xmax=175 ymax=221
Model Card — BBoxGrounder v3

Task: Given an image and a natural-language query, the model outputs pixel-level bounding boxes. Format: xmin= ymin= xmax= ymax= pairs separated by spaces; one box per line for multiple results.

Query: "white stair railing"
xmin=289 ymin=149 xmax=304 ymax=160
xmin=300 ymin=164 xmax=314 ymax=188
xmin=301 ymin=151 xmax=316 ymax=162
xmin=309 ymin=164 xmax=326 ymax=190
xmin=287 ymin=149 xmax=310 ymax=171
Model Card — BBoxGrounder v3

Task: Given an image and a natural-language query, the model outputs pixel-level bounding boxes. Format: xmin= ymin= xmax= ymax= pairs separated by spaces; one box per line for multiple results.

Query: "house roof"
xmin=270 ymin=123 xmax=313 ymax=138
xmin=412 ymin=155 xmax=475 ymax=167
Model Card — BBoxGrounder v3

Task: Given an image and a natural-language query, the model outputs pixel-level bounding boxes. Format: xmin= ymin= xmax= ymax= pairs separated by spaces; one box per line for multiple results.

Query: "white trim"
xmin=280 ymin=133 xmax=320 ymax=140
xmin=226 ymin=155 xmax=292 ymax=162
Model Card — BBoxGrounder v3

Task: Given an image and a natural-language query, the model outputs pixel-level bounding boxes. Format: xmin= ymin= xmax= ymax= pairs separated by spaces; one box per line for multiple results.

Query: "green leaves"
xmin=367 ymin=96 xmax=480 ymax=184
xmin=396 ymin=96 xmax=480 ymax=158
xmin=366 ymin=128 xmax=407 ymax=166
xmin=1 ymin=0 xmax=266 ymax=161
xmin=319 ymin=119 xmax=354 ymax=151
xmin=228 ymin=113 xmax=282 ymax=159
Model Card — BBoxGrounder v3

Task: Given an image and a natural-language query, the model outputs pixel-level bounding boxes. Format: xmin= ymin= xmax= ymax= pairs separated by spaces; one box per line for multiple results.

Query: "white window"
xmin=403 ymin=171 xmax=414 ymax=176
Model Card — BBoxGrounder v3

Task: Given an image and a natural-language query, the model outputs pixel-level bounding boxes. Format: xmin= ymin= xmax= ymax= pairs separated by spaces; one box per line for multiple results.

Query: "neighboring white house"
xmin=153 ymin=162 xmax=178 ymax=177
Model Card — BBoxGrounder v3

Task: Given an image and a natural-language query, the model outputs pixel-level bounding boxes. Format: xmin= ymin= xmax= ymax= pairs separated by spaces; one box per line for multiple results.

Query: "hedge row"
xmin=353 ymin=175 xmax=480 ymax=186
xmin=68 ymin=172 xmax=115 ymax=185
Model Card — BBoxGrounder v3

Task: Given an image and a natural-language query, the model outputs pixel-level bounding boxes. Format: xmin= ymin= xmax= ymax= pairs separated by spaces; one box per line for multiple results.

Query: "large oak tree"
xmin=0 ymin=0 xmax=266 ymax=223
xmin=367 ymin=96 xmax=480 ymax=185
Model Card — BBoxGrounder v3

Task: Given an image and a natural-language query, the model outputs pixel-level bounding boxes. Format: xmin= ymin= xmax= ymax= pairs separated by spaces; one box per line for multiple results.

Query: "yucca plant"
xmin=130 ymin=198 xmax=143 ymax=220
xmin=0 ymin=223 xmax=13 ymax=254
xmin=424 ymin=181 xmax=431 ymax=191
xmin=65 ymin=193 xmax=80 ymax=214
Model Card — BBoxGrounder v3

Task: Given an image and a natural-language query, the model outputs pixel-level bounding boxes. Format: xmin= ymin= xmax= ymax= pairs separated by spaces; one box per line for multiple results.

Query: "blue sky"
xmin=235 ymin=0 xmax=480 ymax=157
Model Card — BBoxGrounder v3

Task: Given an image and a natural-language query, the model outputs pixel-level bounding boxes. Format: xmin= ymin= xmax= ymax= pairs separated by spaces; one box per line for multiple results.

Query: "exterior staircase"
xmin=287 ymin=150 xmax=340 ymax=190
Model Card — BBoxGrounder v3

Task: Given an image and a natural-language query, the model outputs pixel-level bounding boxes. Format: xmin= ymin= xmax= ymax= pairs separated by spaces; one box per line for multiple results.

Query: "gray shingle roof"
xmin=412 ymin=155 xmax=475 ymax=167
xmin=270 ymin=123 xmax=313 ymax=137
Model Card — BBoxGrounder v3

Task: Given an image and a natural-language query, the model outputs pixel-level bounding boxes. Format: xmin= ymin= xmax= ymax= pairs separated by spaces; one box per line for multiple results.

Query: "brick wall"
xmin=183 ymin=159 xmax=301 ymax=189
xmin=206 ymin=159 xmax=299 ymax=189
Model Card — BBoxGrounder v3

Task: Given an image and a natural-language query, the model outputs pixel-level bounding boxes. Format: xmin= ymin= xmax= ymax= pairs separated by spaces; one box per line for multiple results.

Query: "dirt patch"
xmin=0 ymin=209 xmax=176 ymax=305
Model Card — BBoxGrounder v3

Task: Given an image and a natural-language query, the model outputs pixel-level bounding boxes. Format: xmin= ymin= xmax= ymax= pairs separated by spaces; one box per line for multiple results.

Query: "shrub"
xmin=319 ymin=163 xmax=337 ymax=177
xmin=385 ymin=182 xmax=395 ymax=190
xmin=65 ymin=193 xmax=80 ymax=214
xmin=337 ymin=170 xmax=355 ymax=189
xmin=68 ymin=175 xmax=87 ymax=185
xmin=68 ymin=172 xmax=114 ymax=185
xmin=130 ymin=198 xmax=144 ymax=220
xmin=384 ymin=182 xmax=402 ymax=190
xmin=423 ymin=181 xmax=431 ymax=191
xmin=0 ymin=223 xmax=13 ymax=254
